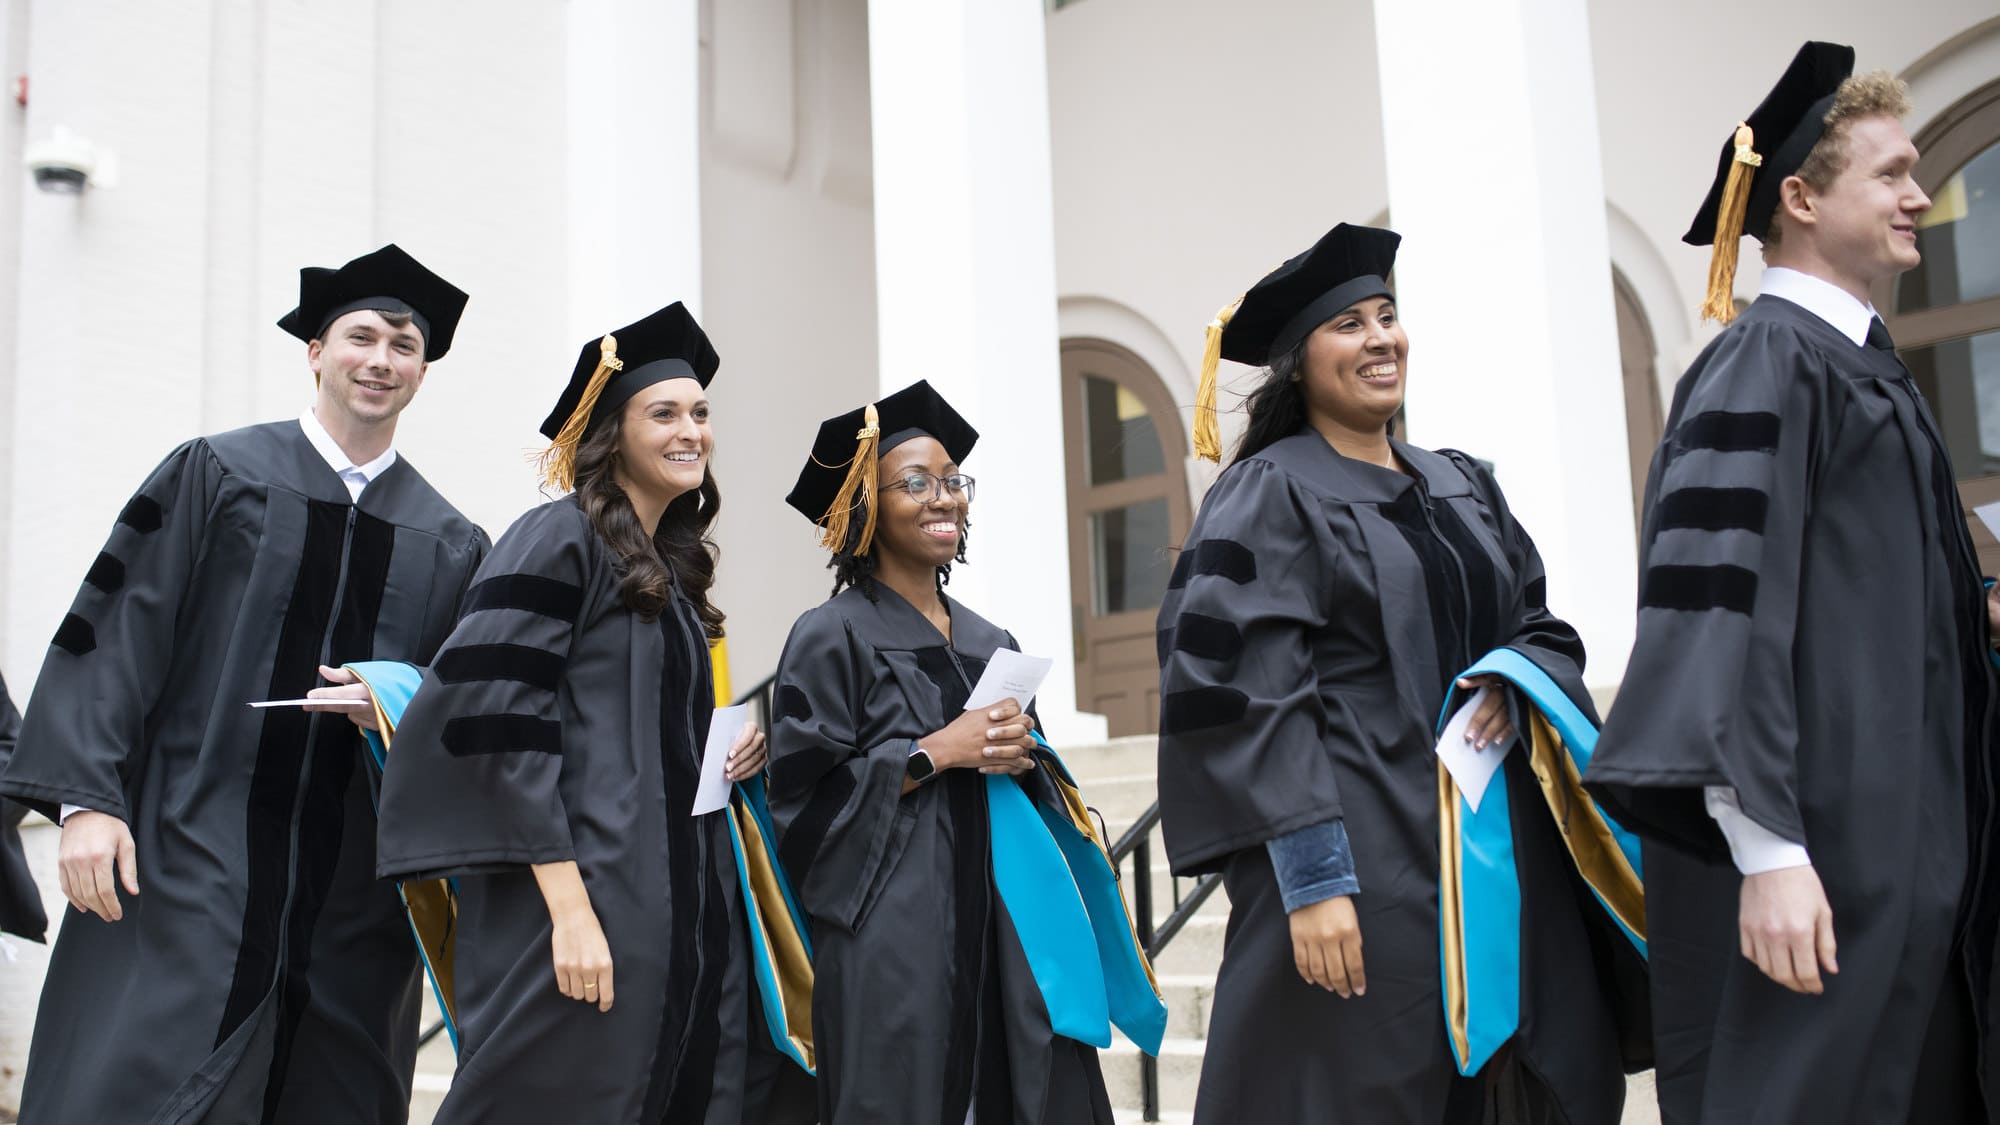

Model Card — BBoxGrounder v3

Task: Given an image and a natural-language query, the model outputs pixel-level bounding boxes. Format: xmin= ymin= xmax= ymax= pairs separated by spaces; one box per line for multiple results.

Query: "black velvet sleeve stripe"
xmin=773 ymin=684 xmax=814 ymax=725
xmin=1656 ymin=487 xmax=1770 ymax=534
xmin=1674 ymin=410 xmax=1781 ymax=454
xmin=1167 ymin=539 xmax=1258 ymax=590
xmin=776 ymin=766 xmax=856 ymax=890
xmin=434 ymin=644 xmax=567 ymax=692
xmin=1169 ymin=613 xmax=1245 ymax=662
xmin=84 ymin=553 xmax=126 ymax=594
xmin=116 ymin=495 xmax=165 ymax=534
xmin=441 ymin=714 xmax=563 ymax=757
xmin=459 ymin=573 xmax=586 ymax=624
xmin=51 ymin=614 xmax=96 ymax=656
xmin=1159 ymin=686 xmax=1250 ymax=735
xmin=1640 ymin=564 xmax=1759 ymax=615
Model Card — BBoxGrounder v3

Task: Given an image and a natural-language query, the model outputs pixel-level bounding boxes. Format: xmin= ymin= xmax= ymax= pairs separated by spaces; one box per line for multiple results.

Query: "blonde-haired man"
xmin=1589 ymin=42 xmax=1996 ymax=1124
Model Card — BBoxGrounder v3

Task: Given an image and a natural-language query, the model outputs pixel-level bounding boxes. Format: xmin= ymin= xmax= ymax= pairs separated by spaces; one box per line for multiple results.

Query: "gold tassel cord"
xmin=537 ymin=334 xmax=625 ymax=493
xmin=1700 ymin=123 xmax=1762 ymax=326
xmin=816 ymin=403 xmax=882 ymax=556
xmin=1193 ymin=296 xmax=1243 ymax=463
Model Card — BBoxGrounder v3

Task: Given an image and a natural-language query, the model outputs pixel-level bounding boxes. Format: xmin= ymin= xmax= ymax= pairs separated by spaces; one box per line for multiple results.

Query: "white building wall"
xmin=699 ymin=0 xmax=881 ymax=688
xmin=2 ymin=0 xmax=572 ymax=693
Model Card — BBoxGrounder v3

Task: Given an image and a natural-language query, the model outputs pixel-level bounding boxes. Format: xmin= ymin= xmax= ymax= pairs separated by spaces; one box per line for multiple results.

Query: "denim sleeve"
xmin=1264 ymin=819 xmax=1360 ymax=913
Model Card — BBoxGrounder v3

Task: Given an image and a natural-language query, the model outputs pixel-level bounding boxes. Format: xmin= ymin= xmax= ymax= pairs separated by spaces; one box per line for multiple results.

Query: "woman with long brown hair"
xmin=365 ymin=303 xmax=813 ymax=1124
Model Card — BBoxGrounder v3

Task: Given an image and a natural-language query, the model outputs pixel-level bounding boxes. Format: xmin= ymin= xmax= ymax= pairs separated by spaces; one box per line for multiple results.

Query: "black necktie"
xmin=1866 ymin=316 xmax=1896 ymax=352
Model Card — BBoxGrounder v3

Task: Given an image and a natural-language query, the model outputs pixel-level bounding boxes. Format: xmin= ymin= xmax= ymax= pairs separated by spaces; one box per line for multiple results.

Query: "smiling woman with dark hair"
xmin=358 ymin=303 xmax=814 ymax=1125
xmin=1157 ymin=224 xmax=1649 ymax=1123
xmin=767 ymin=379 xmax=1162 ymax=1124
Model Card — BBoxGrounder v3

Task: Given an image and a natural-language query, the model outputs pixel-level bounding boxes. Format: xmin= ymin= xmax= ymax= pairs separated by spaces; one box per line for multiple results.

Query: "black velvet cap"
xmin=276 ymin=243 xmax=469 ymax=361
xmin=1684 ymin=41 xmax=1856 ymax=246
xmin=537 ymin=302 xmax=719 ymax=441
xmin=1220 ymin=224 xmax=1401 ymax=366
xmin=785 ymin=379 xmax=979 ymax=524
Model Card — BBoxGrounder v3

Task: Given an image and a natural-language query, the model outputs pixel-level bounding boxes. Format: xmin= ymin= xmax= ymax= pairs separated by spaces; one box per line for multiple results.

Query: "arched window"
xmin=1613 ymin=267 xmax=1665 ymax=529
xmin=1060 ymin=339 xmax=1192 ymax=736
xmin=1884 ymin=78 xmax=2000 ymax=571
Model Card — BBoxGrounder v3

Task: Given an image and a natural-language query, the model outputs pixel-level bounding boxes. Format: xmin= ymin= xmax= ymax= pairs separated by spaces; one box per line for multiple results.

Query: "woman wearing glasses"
xmin=767 ymin=380 xmax=1143 ymax=1124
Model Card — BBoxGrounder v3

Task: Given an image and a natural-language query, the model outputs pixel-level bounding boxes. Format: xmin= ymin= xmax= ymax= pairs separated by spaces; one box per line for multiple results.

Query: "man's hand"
xmin=1740 ymin=865 xmax=1838 ymax=994
xmin=304 ymin=664 xmax=379 ymax=731
xmin=59 ymin=811 xmax=139 ymax=923
xmin=1288 ymin=894 xmax=1366 ymax=998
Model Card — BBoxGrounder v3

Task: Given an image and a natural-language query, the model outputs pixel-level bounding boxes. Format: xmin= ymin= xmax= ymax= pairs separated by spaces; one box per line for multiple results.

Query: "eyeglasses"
xmin=881 ymin=471 xmax=976 ymax=505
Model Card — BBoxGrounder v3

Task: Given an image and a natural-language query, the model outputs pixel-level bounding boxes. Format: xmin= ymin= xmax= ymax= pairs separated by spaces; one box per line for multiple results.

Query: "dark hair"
xmin=827 ymin=495 xmax=969 ymax=602
xmin=1233 ymin=337 xmax=1310 ymax=464
xmin=571 ymin=413 xmax=725 ymax=636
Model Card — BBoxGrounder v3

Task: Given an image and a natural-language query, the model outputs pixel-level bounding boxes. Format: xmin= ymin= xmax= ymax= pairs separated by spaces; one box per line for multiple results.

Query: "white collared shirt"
xmin=57 ymin=412 xmax=399 ymax=826
xmin=298 ymin=408 xmax=398 ymax=501
xmin=1758 ymin=266 xmax=1877 ymax=347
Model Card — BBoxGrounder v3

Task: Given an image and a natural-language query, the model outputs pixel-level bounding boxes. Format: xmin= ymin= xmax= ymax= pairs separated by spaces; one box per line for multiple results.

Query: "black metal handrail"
xmin=1107 ymin=797 xmax=1220 ymax=1122
xmin=415 ymin=672 xmax=782 ymax=1052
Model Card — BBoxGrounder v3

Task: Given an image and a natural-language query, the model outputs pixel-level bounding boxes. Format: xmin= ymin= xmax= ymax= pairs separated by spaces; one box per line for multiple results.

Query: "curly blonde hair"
xmin=1765 ymin=70 xmax=1913 ymax=247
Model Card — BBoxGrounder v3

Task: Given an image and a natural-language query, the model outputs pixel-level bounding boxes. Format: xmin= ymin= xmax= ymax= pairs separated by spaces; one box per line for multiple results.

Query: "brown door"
xmin=1879 ymin=79 xmax=2000 ymax=574
xmin=1614 ymin=268 xmax=1665 ymax=528
xmin=1061 ymin=340 xmax=1193 ymax=736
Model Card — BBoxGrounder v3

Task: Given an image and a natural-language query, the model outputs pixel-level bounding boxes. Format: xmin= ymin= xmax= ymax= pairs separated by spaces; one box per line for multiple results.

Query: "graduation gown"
xmin=0 ymin=670 xmax=46 ymax=943
xmin=1156 ymin=433 xmax=1645 ymax=1124
xmin=0 ymin=420 xmax=487 ymax=1124
xmin=768 ymin=586 xmax=1116 ymax=1124
xmin=1585 ymin=295 xmax=1998 ymax=1124
xmin=374 ymin=497 xmax=811 ymax=1125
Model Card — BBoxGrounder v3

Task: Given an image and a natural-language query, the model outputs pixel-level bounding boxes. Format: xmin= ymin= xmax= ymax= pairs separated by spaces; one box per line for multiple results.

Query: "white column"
xmin=566 ymin=0 xmax=703 ymax=332
xmin=867 ymin=0 xmax=1103 ymax=739
xmin=1373 ymin=0 xmax=1636 ymax=687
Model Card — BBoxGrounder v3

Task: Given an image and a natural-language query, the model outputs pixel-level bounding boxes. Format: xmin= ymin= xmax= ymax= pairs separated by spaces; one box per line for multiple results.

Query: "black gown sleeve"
xmin=1156 ymin=458 xmax=1345 ymax=876
xmin=766 ymin=608 xmax=918 ymax=933
xmin=375 ymin=502 xmax=594 ymax=880
xmin=1450 ymin=453 xmax=1590 ymax=698
xmin=0 ymin=670 xmax=47 ymax=941
xmin=1587 ymin=322 xmax=1823 ymax=854
xmin=0 ymin=441 xmax=225 ymax=820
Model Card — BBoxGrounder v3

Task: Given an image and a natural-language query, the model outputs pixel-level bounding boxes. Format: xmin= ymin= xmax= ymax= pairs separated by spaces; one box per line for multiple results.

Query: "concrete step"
xmin=1101 ymin=1035 xmax=1206 ymax=1117
xmin=1074 ymin=773 xmax=1159 ymax=831
xmin=1156 ymin=973 xmax=1217 ymax=1040
xmin=1149 ymin=914 xmax=1227 ymax=977
xmin=1051 ymin=735 xmax=1158 ymax=786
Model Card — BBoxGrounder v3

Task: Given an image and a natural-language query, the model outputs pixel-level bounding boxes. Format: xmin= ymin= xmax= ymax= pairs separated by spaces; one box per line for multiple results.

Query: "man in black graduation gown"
xmin=1585 ymin=43 xmax=1998 ymax=1124
xmin=0 ymin=670 xmax=47 ymax=945
xmin=0 ymin=244 xmax=490 ymax=1124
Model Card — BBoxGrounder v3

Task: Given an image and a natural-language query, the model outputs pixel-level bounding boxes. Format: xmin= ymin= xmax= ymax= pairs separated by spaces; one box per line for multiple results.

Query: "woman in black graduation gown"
xmin=768 ymin=380 xmax=1119 ymax=1124
xmin=370 ymin=304 xmax=813 ymax=1124
xmin=1156 ymin=224 xmax=1646 ymax=1123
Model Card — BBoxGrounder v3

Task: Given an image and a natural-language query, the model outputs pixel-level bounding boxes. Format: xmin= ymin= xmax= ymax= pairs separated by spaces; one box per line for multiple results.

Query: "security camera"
xmin=24 ymin=128 xmax=101 ymax=194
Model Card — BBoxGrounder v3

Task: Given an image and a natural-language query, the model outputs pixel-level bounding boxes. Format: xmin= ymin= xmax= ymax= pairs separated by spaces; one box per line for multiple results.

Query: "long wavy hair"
xmin=1233 ymin=337 xmax=1312 ymax=464
xmin=827 ymin=494 xmax=969 ymax=603
xmin=571 ymin=412 xmax=725 ymax=636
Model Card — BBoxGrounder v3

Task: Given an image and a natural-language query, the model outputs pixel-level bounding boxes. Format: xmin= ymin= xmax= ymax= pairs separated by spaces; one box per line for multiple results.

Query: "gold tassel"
xmin=1193 ymin=296 xmax=1243 ymax=463
xmin=1700 ymin=123 xmax=1762 ymax=326
xmin=816 ymin=403 xmax=882 ymax=555
xmin=536 ymin=335 xmax=625 ymax=493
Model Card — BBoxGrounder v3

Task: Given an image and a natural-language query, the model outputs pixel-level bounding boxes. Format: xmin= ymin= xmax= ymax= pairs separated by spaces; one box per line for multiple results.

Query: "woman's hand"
xmin=920 ymin=700 xmax=1038 ymax=777
xmin=550 ymin=906 xmax=616 ymax=1013
xmin=303 ymin=664 xmax=379 ymax=731
xmin=1452 ymin=674 xmax=1514 ymax=751
xmin=1289 ymin=894 xmax=1366 ymax=998
xmin=533 ymin=860 xmax=613 ymax=1012
xmin=727 ymin=722 xmax=768 ymax=781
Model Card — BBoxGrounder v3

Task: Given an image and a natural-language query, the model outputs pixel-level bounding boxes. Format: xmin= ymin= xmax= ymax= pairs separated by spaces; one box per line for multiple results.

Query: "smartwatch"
xmin=905 ymin=746 xmax=938 ymax=784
